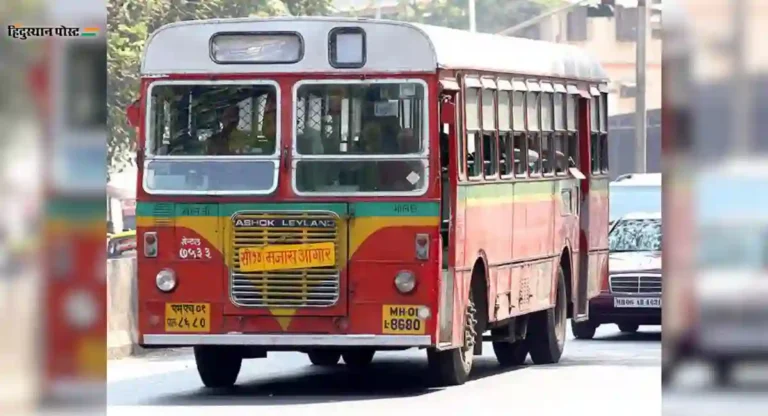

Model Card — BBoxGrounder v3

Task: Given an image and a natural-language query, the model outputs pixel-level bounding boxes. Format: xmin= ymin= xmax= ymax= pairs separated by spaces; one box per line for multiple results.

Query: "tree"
xmin=107 ymin=0 xmax=332 ymax=179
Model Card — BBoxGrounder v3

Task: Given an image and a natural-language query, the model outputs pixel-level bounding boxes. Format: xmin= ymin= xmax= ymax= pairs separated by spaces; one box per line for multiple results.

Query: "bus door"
xmin=572 ymin=92 xmax=593 ymax=321
xmin=437 ymin=80 xmax=462 ymax=346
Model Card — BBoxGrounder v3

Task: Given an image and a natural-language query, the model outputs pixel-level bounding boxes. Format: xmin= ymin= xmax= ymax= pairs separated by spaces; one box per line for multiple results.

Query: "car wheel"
xmin=618 ymin=323 xmax=640 ymax=333
xmin=571 ymin=320 xmax=598 ymax=340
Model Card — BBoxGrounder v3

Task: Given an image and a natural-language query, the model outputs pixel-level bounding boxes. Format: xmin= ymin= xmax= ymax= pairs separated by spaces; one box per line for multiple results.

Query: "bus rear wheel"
xmin=527 ymin=264 xmax=567 ymax=365
xmin=194 ymin=346 xmax=242 ymax=389
xmin=342 ymin=349 xmax=375 ymax=369
xmin=307 ymin=350 xmax=341 ymax=366
xmin=492 ymin=340 xmax=528 ymax=367
xmin=428 ymin=291 xmax=478 ymax=386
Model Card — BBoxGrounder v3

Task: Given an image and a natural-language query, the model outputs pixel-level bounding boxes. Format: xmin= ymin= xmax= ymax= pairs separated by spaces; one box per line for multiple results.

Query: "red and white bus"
xmin=132 ymin=17 xmax=610 ymax=387
xmin=28 ymin=0 xmax=107 ymax=401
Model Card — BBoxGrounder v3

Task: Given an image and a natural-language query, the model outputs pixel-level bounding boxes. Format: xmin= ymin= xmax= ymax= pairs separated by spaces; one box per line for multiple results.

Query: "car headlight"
xmin=156 ymin=269 xmax=177 ymax=292
xmin=64 ymin=290 xmax=97 ymax=330
xmin=394 ymin=270 xmax=416 ymax=294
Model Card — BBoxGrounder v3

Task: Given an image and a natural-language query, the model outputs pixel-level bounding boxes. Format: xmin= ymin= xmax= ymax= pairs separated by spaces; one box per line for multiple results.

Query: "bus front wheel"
xmin=427 ymin=290 xmax=479 ymax=386
xmin=307 ymin=350 xmax=341 ymax=366
xmin=194 ymin=346 xmax=242 ymax=389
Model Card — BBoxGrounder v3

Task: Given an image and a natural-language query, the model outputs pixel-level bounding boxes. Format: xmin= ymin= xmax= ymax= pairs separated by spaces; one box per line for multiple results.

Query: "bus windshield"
xmin=292 ymin=80 xmax=428 ymax=194
xmin=143 ymin=82 xmax=279 ymax=194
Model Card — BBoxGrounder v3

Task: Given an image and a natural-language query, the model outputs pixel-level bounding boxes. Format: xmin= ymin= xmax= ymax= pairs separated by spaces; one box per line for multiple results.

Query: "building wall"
xmin=537 ymin=6 xmax=662 ymax=118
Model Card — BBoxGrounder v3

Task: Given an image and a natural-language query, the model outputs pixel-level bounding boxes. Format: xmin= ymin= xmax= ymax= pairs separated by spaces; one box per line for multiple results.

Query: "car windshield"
xmin=610 ymin=185 xmax=661 ymax=222
xmin=609 ymin=218 xmax=662 ymax=252
xmin=292 ymin=80 xmax=428 ymax=194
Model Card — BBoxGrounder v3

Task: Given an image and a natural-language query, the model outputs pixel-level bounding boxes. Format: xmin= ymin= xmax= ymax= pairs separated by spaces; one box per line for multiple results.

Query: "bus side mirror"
xmin=126 ymin=100 xmax=140 ymax=127
xmin=441 ymin=101 xmax=456 ymax=126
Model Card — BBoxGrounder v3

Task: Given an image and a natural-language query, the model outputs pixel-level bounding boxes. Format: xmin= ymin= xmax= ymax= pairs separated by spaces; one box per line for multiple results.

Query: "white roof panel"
xmin=142 ymin=17 xmax=608 ymax=82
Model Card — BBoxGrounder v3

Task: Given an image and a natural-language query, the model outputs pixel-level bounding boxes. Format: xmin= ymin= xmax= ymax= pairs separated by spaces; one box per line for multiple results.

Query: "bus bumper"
xmin=142 ymin=333 xmax=432 ymax=347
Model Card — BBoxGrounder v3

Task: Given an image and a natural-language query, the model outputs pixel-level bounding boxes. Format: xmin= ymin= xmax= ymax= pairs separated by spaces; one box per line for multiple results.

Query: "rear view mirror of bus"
xmin=126 ymin=99 xmax=140 ymax=127
xmin=569 ymin=167 xmax=586 ymax=180
xmin=440 ymin=101 xmax=455 ymax=125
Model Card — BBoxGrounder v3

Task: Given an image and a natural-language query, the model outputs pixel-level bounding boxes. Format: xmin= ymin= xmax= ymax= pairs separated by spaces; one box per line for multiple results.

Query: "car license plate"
xmin=238 ymin=242 xmax=336 ymax=272
xmin=165 ymin=303 xmax=210 ymax=332
xmin=382 ymin=305 xmax=426 ymax=335
xmin=613 ymin=297 xmax=661 ymax=308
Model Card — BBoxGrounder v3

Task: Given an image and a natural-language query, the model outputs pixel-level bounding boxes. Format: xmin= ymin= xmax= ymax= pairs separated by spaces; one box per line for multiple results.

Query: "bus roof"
xmin=141 ymin=17 xmax=608 ymax=81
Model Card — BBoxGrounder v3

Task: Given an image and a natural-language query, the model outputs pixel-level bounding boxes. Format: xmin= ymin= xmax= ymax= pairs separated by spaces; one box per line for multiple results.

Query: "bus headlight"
xmin=64 ymin=290 xmax=97 ymax=330
xmin=394 ymin=270 xmax=416 ymax=294
xmin=156 ymin=269 xmax=177 ymax=292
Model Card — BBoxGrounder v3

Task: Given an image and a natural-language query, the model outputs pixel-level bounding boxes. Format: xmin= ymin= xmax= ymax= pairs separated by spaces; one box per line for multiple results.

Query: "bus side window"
xmin=511 ymin=90 xmax=527 ymax=177
xmin=600 ymin=92 xmax=609 ymax=174
xmin=498 ymin=90 xmax=512 ymax=176
xmin=590 ymin=94 xmax=600 ymax=174
xmin=481 ymin=88 xmax=497 ymax=177
xmin=566 ymin=92 xmax=578 ymax=168
xmin=465 ymin=87 xmax=482 ymax=178
xmin=541 ymin=91 xmax=554 ymax=176
xmin=526 ymin=90 xmax=541 ymax=176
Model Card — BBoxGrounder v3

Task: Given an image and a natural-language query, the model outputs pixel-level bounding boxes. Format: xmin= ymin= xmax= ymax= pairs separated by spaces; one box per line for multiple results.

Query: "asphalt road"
xmin=108 ymin=324 xmax=661 ymax=415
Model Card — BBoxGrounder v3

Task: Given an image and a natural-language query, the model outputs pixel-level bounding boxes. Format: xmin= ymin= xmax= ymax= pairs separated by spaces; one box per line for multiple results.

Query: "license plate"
xmin=613 ymin=297 xmax=661 ymax=308
xmin=238 ymin=242 xmax=336 ymax=272
xmin=382 ymin=305 xmax=426 ymax=335
xmin=165 ymin=303 xmax=210 ymax=332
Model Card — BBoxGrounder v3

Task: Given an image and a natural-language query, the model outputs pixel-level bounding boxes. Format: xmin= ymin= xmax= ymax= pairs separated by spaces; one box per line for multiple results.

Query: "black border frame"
xmin=209 ymin=31 xmax=305 ymax=65
xmin=328 ymin=27 xmax=367 ymax=69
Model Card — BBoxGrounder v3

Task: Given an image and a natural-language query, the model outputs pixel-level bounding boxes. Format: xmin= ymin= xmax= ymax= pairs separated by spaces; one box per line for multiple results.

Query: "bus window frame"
xmin=143 ymin=79 xmax=282 ymax=159
xmin=498 ymin=78 xmax=514 ymax=179
xmin=526 ymin=79 xmax=542 ymax=178
xmin=540 ymin=81 xmax=555 ymax=178
xmin=141 ymin=79 xmax=282 ymax=196
xmin=480 ymin=77 xmax=499 ymax=180
xmin=511 ymin=79 xmax=528 ymax=179
xmin=464 ymin=76 xmax=483 ymax=181
xmin=289 ymin=77 xmax=431 ymax=197
xmin=589 ymin=85 xmax=602 ymax=176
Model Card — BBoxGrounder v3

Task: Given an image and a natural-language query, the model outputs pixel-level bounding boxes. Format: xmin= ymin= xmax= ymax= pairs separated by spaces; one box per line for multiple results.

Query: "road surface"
xmin=108 ymin=325 xmax=660 ymax=415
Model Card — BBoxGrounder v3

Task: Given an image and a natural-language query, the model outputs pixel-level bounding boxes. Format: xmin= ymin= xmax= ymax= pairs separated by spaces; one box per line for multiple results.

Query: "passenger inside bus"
xmin=208 ymin=97 xmax=277 ymax=155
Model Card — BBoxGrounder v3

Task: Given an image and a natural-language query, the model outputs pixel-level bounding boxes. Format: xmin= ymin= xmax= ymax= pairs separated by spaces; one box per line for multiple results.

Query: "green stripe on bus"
xmin=46 ymin=198 xmax=106 ymax=220
xmin=136 ymin=201 xmax=439 ymax=218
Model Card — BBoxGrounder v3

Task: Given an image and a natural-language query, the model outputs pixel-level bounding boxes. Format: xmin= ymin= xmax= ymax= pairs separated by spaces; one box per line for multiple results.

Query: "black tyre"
xmin=618 ymin=323 xmax=640 ymax=333
xmin=342 ymin=349 xmax=375 ymax=369
xmin=308 ymin=350 xmax=341 ymax=366
xmin=714 ymin=359 xmax=732 ymax=387
xmin=194 ymin=346 xmax=242 ymax=389
xmin=571 ymin=320 xmax=598 ymax=340
xmin=428 ymin=290 xmax=478 ymax=386
xmin=527 ymin=264 xmax=567 ymax=365
xmin=492 ymin=340 xmax=528 ymax=367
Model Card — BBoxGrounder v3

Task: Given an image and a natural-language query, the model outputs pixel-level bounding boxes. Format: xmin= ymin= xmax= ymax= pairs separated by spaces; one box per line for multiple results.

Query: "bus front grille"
xmin=230 ymin=211 xmax=341 ymax=308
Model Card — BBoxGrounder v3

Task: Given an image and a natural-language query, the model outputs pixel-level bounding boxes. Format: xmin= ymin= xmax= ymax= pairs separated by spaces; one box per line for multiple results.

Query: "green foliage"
xmin=107 ymin=0 xmax=332 ymax=178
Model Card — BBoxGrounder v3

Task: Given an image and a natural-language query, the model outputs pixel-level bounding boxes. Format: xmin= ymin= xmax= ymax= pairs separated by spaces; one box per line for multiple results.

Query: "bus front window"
xmin=293 ymin=81 xmax=428 ymax=194
xmin=143 ymin=83 xmax=279 ymax=194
